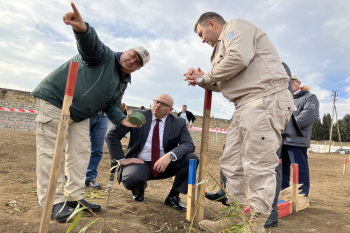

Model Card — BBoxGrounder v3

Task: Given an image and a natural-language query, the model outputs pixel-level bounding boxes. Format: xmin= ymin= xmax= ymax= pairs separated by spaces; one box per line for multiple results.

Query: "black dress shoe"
xmin=164 ymin=195 xmax=186 ymax=212
xmin=66 ymin=199 xmax=101 ymax=212
xmin=264 ymin=210 xmax=278 ymax=228
xmin=205 ymin=190 xmax=229 ymax=206
xmin=85 ymin=179 xmax=102 ymax=189
xmin=132 ymin=182 xmax=147 ymax=202
xmin=51 ymin=202 xmax=74 ymax=223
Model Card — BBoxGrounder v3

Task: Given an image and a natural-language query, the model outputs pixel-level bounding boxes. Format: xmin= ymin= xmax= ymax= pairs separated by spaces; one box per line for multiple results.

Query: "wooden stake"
xmin=343 ymin=158 xmax=347 ymax=175
xmin=334 ymin=106 xmax=343 ymax=151
xmin=195 ymin=90 xmax=212 ymax=223
xmin=39 ymin=62 xmax=79 ymax=233
xmin=186 ymin=159 xmax=197 ymax=222
xmin=328 ymin=91 xmax=337 ymax=153
xmin=292 ymin=164 xmax=299 ymax=213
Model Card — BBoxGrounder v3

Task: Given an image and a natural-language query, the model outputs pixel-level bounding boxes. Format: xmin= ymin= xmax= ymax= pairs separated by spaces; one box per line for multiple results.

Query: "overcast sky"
xmin=1 ymin=0 xmax=349 ymax=120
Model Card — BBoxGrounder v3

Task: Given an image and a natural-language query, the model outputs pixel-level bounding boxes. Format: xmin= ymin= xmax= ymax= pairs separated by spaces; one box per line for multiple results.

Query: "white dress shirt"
xmin=180 ymin=111 xmax=189 ymax=124
xmin=137 ymin=114 xmax=177 ymax=161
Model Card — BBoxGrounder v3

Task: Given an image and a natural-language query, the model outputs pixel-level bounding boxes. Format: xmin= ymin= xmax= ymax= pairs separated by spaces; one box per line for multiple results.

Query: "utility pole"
xmin=328 ymin=90 xmax=337 ymax=153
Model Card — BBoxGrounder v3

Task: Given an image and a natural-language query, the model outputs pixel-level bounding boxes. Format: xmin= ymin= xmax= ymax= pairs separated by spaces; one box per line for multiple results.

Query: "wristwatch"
xmin=197 ymin=75 xmax=204 ymax=85
xmin=169 ymin=153 xmax=176 ymax=161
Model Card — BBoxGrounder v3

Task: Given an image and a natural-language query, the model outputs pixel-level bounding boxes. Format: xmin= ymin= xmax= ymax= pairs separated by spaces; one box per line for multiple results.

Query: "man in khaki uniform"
xmin=184 ymin=12 xmax=296 ymax=232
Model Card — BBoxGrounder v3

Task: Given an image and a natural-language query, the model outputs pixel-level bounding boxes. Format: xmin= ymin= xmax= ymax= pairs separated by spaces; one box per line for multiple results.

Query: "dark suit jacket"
xmin=106 ymin=110 xmax=195 ymax=182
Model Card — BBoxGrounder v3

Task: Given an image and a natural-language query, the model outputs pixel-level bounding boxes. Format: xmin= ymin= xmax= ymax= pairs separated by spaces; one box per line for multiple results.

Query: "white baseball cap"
xmin=131 ymin=46 xmax=150 ymax=66
xmin=292 ymin=74 xmax=300 ymax=81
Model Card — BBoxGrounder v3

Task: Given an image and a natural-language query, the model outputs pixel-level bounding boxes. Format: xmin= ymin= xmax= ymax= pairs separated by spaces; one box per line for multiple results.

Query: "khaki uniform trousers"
xmin=219 ymin=89 xmax=295 ymax=214
xmin=35 ymin=98 xmax=90 ymax=206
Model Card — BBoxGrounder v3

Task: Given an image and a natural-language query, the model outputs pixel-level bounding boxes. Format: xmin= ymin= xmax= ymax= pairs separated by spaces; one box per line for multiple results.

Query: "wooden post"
xmin=186 ymin=159 xmax=197 ymax=222
xmin=328 ymin=91 xmax=337 ymax=153
xmin=292 ymin=164 xmax=299 ymax=213
xmin=39 ymin=62 xmax=79 ymax=233
xmin=343 ymin=158 xmax=347 ymax=175
xmin=334 ymin=106 xmax=343 ymax=151
xmin=195 ymin=90 xmax=212 ymax=223
xmin=13 ymin=118 xmax=16 ymax=130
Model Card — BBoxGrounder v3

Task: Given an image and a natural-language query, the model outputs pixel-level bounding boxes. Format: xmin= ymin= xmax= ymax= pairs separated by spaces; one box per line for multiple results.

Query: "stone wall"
xmin=0 ymin=88 xmax=231 ymax=145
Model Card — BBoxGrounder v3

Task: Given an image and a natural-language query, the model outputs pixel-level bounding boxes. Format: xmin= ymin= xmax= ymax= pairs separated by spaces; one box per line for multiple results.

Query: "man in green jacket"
xmin=31 ymin=2 xmax=150 ymax=223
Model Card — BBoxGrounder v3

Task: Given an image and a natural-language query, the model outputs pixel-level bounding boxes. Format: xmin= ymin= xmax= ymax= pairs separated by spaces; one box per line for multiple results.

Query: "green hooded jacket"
xmin=31 ymin=23 xmax=129 ymax=126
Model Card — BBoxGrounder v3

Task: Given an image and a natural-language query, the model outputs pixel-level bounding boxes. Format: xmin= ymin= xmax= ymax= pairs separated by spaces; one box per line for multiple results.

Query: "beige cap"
xmin=131 ymin=46 xmax=150 ymax=66
xmin=292 ymin=74 xmax=299 ymax=81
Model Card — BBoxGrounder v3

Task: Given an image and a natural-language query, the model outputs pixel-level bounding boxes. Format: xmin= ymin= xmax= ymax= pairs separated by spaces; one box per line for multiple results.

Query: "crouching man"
xmin=106 ymin=94 xmax=198 ymax=212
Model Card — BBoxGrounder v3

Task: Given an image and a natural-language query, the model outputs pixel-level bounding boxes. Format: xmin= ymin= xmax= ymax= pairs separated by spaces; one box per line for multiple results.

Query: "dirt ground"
xmin=0 ymin=130 xmax=349 ymax=233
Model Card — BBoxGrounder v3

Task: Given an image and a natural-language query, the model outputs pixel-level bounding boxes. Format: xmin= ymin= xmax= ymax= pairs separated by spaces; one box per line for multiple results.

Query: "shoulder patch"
xmin=311 ymin=104 xmax=315 ymax=109
xmin=226 ymin=31 xmax=237 ymax=42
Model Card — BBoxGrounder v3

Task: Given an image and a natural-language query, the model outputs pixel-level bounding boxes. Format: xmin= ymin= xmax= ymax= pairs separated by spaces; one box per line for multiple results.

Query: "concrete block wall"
xmin=0 ymin=88 xmax=231 ymax=145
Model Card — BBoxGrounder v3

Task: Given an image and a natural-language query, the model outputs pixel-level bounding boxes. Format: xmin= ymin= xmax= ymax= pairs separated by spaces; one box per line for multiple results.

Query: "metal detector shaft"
xmin=102 ymin=159 xmax=118 ymax=233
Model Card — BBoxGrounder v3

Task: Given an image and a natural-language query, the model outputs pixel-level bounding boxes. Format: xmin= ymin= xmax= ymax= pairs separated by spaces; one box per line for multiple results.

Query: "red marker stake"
xmin=292 ymin=164 xmax=299 ymax=212
xmin=343 ymin=158 xmax=347 ymax=175
xmin=39 ymin=62 xmax=79 ymax=233
xmin=195 ymin=90 xmax=212 ymax=223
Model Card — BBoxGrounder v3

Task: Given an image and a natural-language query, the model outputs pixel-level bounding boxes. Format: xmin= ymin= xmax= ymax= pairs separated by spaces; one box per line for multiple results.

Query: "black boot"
xmin=264 ymin=210 xmax=278 ymax=228
xmin=51 ymin=202 xmax=74 ymax=223
xmin=66 ymin=199 xmax=101 ymax=212
xmin=205 ymin=189 xmax=229 ymax=206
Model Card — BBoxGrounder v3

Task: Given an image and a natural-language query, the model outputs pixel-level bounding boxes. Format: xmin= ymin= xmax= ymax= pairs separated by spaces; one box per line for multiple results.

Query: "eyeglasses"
xmin=153 ymin=99 xmax=172 ymax=108
xmin=130 ymin=52 xmax=142 ymax=67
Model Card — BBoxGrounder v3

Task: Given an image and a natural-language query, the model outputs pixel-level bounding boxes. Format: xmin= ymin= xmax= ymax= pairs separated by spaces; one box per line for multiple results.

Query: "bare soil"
xmin=0 ymin=130 xmax=349 ymax=233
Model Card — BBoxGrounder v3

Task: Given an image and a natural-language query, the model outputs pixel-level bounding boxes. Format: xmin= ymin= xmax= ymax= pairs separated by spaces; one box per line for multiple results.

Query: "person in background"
xmin=281 ymin=74 xmax=319 ymax=198
xmin=85 ymin=111 xmax=109 ymax=189
xmin=177 ymin=105 xmax=196 ymax=126
xmin=121 ymin=103 xmax=128 ymax=116
xmin=141 ymin=106 xmax=146 ymax=110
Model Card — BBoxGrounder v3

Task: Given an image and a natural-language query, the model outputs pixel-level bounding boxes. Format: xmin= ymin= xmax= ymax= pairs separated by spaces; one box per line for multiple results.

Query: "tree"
xmin=311 ymin=117 xmax=323 ymax=141
xmin=321 ymin=113 xmax=332 ymax=140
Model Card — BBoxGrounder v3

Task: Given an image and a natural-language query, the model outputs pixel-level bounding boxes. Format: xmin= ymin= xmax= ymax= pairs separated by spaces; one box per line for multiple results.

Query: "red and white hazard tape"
xmin=0 ymin=108 xmax=230 ymax=133
xmin=190 ymin=126 xmax=228 ymax=134
xmin=0 ymin=120 xmax=37 ymax=126
xmin=0 ymin=107 xmax=37 ymax=114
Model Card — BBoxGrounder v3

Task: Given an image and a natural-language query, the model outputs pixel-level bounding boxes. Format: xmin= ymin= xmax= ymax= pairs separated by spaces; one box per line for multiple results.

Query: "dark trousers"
xmin=121 ymin=153 xmax=198 ymax=195
xmin=281 ymin=145 xmax=309 ymax=196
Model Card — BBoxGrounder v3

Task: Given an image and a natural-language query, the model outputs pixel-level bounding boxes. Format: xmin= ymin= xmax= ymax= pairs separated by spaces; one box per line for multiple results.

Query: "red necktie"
xmin=151 ymin=119 xmax=161 ymax=177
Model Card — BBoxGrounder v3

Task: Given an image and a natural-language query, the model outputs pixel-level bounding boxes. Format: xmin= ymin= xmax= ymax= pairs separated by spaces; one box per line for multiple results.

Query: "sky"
xmin=1 ymin=0 xmax=350 ymax=120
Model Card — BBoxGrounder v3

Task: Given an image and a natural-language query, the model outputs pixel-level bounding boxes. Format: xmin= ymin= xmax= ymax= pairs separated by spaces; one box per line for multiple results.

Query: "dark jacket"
xmin=31 ymin=23 xmax=128 ymax=126
xmin=105 ymin=110 xmax=195 ymax=182
xmin=177 ymin=110 xmax=196 ymax=123
xmin=283 ymin=86 xmax=319 ymax=148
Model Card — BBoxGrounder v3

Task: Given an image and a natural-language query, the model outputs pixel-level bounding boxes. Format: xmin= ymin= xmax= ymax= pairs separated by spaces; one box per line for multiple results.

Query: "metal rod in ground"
xmin=292 ymin=164 xmax=299 ymax=213
xmin=195 ymin=90 xmax=212 ymax=223
xmin=343 ymin=158 xmax=347 ymax=175
xmin=102 ymin=159 xmax=118 ymax=233
xmin=186 ymin=159 xmax=197 ymax=222
xmin=39 ymin=62 xmax=79 ymax=233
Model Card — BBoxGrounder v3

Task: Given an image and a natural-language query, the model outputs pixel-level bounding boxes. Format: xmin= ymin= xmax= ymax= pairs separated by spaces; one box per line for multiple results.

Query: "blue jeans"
xmin=86 ymin=116 xmax=109 ymax=181
xmin=281 ymin=145 xmax=310 ymax=196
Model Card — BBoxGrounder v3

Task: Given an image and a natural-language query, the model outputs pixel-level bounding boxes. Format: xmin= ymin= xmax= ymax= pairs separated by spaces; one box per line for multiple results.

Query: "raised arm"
xmin=63 ymin=2 xmax=109 ymax=66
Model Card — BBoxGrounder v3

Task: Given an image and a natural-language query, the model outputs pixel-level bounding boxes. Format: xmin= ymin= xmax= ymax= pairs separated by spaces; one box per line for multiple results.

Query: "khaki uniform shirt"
xmin=202 ymin=19 xmax=290 ymax=107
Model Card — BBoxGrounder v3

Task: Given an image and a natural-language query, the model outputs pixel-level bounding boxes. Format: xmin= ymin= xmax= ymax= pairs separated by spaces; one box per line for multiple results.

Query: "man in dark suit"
xmin=106 ymin=94 xmax=198 ymax=212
